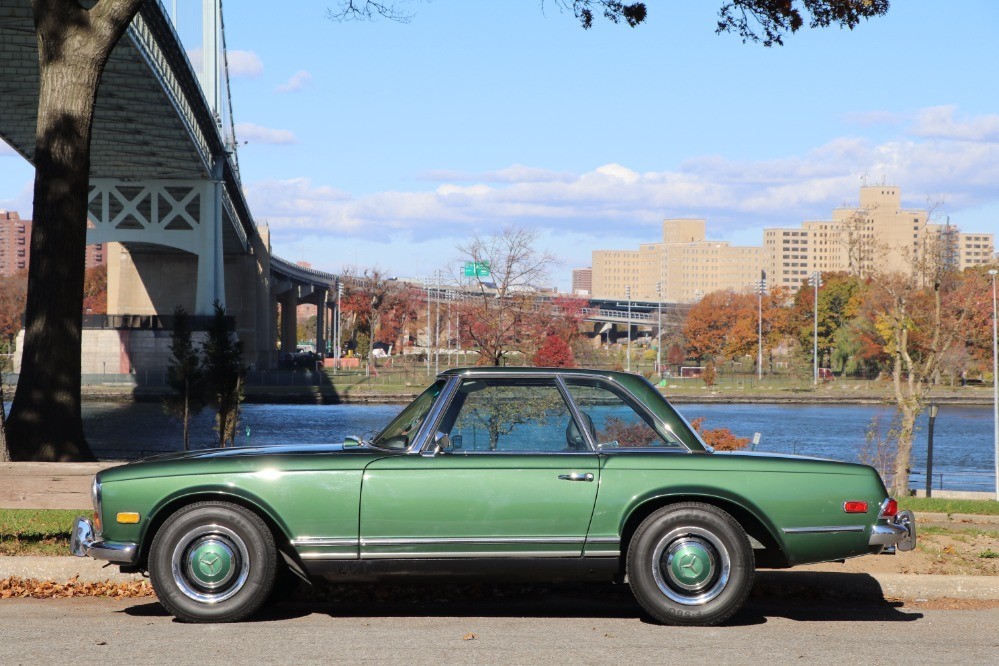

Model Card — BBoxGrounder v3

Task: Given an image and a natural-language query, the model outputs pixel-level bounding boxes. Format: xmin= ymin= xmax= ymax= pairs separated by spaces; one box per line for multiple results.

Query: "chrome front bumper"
xmin=70 ymin=516 xmax=139 ymax=564
xmin=869 ymin=510 xmax=916 ymax=554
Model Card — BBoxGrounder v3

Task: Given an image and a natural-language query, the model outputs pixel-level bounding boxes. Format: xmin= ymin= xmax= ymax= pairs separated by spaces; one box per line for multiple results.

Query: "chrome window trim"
xmin=300 ymin=552 xmax=359 ymax=560
xmin=781 ymin=525 xmax=866 ymax=535
xmin=409 ymin=375 xmax=460 ymax=453
xmin=556 ymin=375 xmax=597 ymax=452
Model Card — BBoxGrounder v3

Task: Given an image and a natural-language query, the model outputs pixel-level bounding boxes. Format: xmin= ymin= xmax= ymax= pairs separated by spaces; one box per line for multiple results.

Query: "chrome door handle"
xmin=558 ymin=472 xmax=594 ymax=482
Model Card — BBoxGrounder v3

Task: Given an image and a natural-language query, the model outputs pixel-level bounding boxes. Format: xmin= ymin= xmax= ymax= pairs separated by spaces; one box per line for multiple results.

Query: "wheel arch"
xmin=134 ymin=488 xmax=295 ymax=571
xmin=617 ymin=492 xmax=790 ymax=572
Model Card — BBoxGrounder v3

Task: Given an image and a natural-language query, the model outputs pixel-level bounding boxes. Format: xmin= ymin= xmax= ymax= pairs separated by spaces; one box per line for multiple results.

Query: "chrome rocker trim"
xmin=70 ymin=516 xmax=139 ymax=565
xmin=782 ymin=525 xmax=866 ymax=535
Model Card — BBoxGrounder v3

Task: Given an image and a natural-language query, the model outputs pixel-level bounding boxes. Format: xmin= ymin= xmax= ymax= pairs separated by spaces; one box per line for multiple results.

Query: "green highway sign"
xmin=463 ymin=261 xmax=491 ymax=277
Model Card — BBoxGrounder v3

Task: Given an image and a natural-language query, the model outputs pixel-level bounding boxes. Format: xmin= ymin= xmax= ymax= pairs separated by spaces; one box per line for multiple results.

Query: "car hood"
xmin=97 ymin=441 xmax=385 ymax=483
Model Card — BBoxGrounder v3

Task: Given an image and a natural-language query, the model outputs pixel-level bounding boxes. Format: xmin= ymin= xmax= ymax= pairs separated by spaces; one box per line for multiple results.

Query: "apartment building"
xmin=0 ymin=210 xmax=107 ymax=277
xmin=571 ymin=267 xmax=592 ymax=295
xmin=764 ymin=186 xmax=994 ymax=289
xmin=592 ymin=219 xmax=763 ymax=302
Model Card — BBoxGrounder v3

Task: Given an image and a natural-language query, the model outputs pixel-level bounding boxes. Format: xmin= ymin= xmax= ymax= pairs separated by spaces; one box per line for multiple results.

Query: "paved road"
xmin=2 ymin=587 xmax=997 ymax=664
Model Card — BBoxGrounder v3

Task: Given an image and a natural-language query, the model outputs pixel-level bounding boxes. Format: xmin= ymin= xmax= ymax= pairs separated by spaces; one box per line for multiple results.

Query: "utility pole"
xmin=334 ymin=281 xmax=343 ymax=375
xmin=626 ymin=285 xmax=632 ymax=372
xmin=425 ymin=276 xmax=431 ymax=376
xmin=757 ymin=270 xmax=766 ymax=382
xmin=656 ymin=281 xmax=663 ymax=378
xmin=811 ymin=271 xmax=822 ymax=385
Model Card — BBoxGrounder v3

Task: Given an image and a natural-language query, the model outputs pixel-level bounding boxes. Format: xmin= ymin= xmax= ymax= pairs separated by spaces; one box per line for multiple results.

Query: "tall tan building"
xmin=592 ymin=219 xmax=763 ymax=302
xmin=764 ymin=186 xmax=994 ymax=289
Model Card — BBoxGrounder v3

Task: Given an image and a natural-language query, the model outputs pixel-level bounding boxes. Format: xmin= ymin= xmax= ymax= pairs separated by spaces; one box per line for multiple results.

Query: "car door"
xmin=359 ymin=376 xmax=600 ymax=559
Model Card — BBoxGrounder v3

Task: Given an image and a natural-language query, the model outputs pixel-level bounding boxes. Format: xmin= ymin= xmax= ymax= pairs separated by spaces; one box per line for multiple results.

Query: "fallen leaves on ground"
xmin=0 ymin=576 xmax=154 ymax=599
xmin=462 ymin=633 xmax=476 ymax=641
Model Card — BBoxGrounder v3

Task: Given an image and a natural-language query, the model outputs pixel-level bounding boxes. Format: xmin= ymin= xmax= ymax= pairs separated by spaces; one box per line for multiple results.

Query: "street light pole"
xmin=926 ymin=403 xmax=938 ymax=498
xmin=425 ymin=277 xmax=431 ymax=376
xmin=656 ymin=281 xmax=663 ymax=378
xmin=626 ymin=285 xmax=632 ymax=373
xmin=811 ymin=271 xmax=822 ymax=386
xmin=757 ymin=271 xmax=766 ymax=382
xmin=989 ymin=268 xmax=998 ymax=501
xmin=334 ymin=282 xmax=343 ymax=375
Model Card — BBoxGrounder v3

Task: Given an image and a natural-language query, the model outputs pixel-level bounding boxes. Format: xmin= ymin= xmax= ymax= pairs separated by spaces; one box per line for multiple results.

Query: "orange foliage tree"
xmin=690 ymin=417 xmax=750 ymax=451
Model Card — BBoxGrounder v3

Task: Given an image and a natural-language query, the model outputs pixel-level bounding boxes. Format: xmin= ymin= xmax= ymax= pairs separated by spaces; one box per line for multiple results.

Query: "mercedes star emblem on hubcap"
xmin=199 ymin=552 xmax=221 ymax=576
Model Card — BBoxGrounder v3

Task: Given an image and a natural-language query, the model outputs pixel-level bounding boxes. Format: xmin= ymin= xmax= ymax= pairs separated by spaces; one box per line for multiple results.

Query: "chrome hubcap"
xmin=171 ymin=525 xmax=250 ymax=604
xmin=651 ymin=526 xmax=731 ymax=606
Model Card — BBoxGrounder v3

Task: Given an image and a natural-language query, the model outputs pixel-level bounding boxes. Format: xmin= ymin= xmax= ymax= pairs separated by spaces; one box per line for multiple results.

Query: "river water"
xmin=78 ymin=401 xmax=997 ymax=493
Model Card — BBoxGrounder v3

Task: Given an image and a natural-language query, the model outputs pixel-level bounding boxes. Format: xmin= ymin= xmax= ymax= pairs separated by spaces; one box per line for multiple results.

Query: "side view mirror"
xmin=432 ymin=432 xmax=452 ymax=455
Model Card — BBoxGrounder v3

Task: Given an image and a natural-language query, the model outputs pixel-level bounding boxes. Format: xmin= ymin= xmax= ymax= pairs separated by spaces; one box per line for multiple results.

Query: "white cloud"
xmin=910 ymin=105 xmax=999 ymax=143
xmin=275 ymin=70 xmax=312 ymax=93
xmin=249 ymin=106 xmax=999 ymax=281
xmin=842 ymin=110 xmax=905 ymax=127
xmin=235 ymin=123 xmax=297 ymax=145
xmin=227 ymin=50 xmax=264 ymax=78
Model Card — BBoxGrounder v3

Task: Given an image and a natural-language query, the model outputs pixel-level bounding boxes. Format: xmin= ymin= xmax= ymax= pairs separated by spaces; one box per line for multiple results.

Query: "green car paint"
xmin=85 ymin=367 xmax=902 ymax=577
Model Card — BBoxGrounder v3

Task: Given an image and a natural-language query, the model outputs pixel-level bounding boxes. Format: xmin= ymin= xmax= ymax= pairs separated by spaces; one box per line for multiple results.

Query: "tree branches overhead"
xmin=717 ymin=0 xmax=890 ymax=46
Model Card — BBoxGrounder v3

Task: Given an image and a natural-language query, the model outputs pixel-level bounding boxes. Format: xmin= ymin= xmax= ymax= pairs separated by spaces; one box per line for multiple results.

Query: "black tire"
xmin=627 ymin=502 xmax=754 ymax=626
xmin=149 ymin=501 xmax=278 ymax=623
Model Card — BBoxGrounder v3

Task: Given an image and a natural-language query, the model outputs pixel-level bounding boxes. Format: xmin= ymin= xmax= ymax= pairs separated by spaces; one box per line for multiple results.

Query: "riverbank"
xmin=70 ymin=383 xmax=997 ymax=406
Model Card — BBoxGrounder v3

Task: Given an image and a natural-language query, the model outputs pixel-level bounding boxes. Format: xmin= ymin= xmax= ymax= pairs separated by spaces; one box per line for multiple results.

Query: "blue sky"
xmin=2 ymin=1 xmax=999 ymax=289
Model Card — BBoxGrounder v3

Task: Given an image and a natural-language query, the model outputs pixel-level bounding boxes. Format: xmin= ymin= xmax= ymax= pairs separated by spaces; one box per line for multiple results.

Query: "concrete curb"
xmin=2 ymin=557 xmax=998 ymax=601
xmin=0 ymin=556 xmax=144 ymax=584
xmin=754 ymin=571 xmax=999 ymax=601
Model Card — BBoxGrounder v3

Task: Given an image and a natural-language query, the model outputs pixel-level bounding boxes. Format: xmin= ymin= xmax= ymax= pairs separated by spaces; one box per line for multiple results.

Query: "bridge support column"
xmin=195 ymin=159 xmax=226 ymax=316
xmin=316 ymin=290 xmax=328 ymax=356
xmin=279 ymin=288 xmax=298 ymax=352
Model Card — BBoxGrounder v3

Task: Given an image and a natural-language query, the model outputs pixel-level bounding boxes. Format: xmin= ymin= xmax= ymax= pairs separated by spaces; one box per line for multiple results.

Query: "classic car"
xmin=71 ymin=367 xmax=916 ymax=625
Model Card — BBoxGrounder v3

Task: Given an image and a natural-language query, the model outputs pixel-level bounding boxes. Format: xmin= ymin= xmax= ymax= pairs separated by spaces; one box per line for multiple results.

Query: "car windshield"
xmin=370 ymin=379 xmax=446 ymax=450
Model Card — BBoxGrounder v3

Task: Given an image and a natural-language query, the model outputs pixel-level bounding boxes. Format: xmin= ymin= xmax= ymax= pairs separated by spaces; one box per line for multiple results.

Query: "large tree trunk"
xmin=6 ymin=1 xmax=140 ymax=461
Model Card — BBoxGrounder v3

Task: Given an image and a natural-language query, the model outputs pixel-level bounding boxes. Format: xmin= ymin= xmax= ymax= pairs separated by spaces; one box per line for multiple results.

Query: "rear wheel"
xmin=149 ymin=501 xmax=277 ymax=622
xmin=627 ymin=502 xmax=754 ymax=626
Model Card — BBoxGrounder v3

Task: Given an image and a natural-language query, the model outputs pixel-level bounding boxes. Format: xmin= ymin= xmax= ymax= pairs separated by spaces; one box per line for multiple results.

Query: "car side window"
xmin=440 ymin=378 xmax=584 ymax=453
xmin=564 ymin=379 xmax=684 ymax=450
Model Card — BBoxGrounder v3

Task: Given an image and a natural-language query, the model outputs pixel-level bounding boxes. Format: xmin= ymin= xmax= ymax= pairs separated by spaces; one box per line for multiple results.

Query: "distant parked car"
xmin=71 ymin=367 xmax=915 ymax=625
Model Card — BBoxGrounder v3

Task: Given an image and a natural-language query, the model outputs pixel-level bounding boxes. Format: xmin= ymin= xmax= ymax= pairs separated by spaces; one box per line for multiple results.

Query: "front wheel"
xmin=627 ymin=502 xmax=754 ymax=626
xmin=149 ymin=501 xmax=277 ymax=622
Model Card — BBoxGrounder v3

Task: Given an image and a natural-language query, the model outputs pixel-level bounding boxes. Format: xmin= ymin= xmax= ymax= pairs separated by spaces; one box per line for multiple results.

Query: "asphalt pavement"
xmin=1 ymin=594 xmax=996 ymax=664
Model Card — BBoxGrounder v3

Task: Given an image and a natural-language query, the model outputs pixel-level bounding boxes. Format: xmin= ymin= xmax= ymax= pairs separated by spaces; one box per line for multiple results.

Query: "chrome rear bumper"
xmin=869 ymin=510 xmax=916 ymax=554
xmin=70 ymin=516 xmax=139 ymax=564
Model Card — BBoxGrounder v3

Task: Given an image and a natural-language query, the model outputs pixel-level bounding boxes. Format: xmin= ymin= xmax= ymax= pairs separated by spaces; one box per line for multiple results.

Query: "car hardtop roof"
xmin=437 ymin=366 xmax=647 ymax=386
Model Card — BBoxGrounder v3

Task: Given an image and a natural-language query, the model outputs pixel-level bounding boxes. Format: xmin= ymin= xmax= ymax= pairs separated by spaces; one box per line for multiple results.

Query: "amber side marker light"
xmin=843 ymin=501 xmax=869 ymax=514
xmin=116 ymin=512 xmax=140 ymax=524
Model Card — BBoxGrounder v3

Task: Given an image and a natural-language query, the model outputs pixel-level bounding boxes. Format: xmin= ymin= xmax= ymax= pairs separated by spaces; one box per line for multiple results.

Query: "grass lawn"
xmin=0 ymin=509 xmax=79 ymax=556
xmin=899 ymin=497 xmax=999 ymax=516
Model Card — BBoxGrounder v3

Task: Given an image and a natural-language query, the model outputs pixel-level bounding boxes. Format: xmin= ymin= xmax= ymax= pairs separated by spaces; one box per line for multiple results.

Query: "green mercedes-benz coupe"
xmin=71 ymin=367 xmax=915 ymax=625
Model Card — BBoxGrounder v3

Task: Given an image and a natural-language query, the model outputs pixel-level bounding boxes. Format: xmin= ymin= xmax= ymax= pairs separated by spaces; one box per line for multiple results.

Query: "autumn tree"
xmin=689 ymin=416 xmax=749 ymax=451
xmin=456 ymin=227 xmax=556 ymax=366
xmin=863 ymin=236 xmax=979 ymax=496
xmin=82 ymin=264 xmax=107 ymax=315
xmin=533 ymin=334 xmax=576 ymax=368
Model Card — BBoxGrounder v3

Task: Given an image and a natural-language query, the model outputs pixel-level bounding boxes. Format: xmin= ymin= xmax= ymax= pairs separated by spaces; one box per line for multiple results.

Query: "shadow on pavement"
xmin=119 ymin=576 xmax=923 ymax=625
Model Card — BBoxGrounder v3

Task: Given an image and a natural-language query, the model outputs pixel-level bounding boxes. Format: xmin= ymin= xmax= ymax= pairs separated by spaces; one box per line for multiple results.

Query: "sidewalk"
xmin=0 ymin=462 xmax=119 ymax=510
xmin=2 ymin=555 xmax=998 ymax=602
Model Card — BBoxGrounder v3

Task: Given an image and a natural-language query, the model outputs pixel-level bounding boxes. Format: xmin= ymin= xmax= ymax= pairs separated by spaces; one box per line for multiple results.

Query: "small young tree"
xmin=202 ymin=302 xmax=245 ymax=448
xmin=164 ymin=307 xmax=207 ymax=451
xmin=532 ymin=334 xmax=575 ymax=368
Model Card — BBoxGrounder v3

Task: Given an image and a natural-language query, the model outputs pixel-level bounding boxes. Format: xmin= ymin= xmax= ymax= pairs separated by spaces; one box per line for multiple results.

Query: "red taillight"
xmin=880 ymin=499 xmax=898 ymax=518
xmin=843 ymin=501 xmax=869 ymax=514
